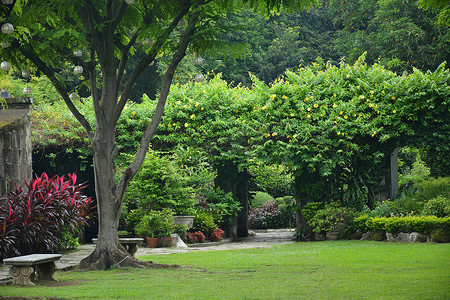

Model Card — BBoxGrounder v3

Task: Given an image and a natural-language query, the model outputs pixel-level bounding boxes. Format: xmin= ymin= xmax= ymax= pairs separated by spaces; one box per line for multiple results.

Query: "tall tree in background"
xmin=0 ymin=0 xmax=316 ymax=270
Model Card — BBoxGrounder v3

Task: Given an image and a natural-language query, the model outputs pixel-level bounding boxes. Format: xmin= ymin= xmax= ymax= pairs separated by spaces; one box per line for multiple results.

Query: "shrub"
xmin=250 ymin=191 xmax=274 ymax=210
xmin=0 ymin=173 xmax=94 ymax=260
xmin=123 ymin=151 xmax=196 ymax=215
xmin=398 ymin=157 xmax=431 ymax=191
xmin=274 ymin=196 xmax=296 ymax=227
xmin=209 ymin=228 xmax=225 ymax=242
xmin=248 ymin=201 xmax=289 ymax=229
xmin=187 ymin=231 xmax=206 ymax=243
xmin=134 ymin=210 xmax=174 ymax=238
xmin=422 ymin=196 xmax=450 ymax=217
xmin=308 ymin=203 xmax=354 ymax=234
xmin=192 ymin=209 xmax=218 ymax=235
xmin=355 ymin=215 xmax=450 ymax=235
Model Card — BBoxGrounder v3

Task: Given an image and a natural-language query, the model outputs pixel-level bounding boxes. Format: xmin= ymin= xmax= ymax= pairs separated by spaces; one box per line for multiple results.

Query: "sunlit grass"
xmin=2 ymin=241 xmax=449 ymax=299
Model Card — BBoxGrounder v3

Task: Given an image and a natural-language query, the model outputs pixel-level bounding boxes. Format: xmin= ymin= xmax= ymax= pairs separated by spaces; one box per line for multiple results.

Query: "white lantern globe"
xmin=2 ymin=0 xmax=14 ymax=4
xmin=22 ymin=70 xmax=31 ymax=78
xmin=73 ymin=49 xmax=83 ymax=57
xmin=1 ymin=41 xmax=9 ymax=48
xmin=1 ymin=61 xmax=11 ymax=71
xmin=194 ymin=73 xmax=205 ymax=82
xmin=74 ymin=65 xmax=83 ymax=74
xmin=194 ymin=57 xmax=203 ymax=66
xmin=23 ymin=87 xmax=32 ymax=95
xmin=69 ymin=92 xmax=79 ymax=100
xmin=1 ymin=23 xmax=14 ymax=35
xmin=125 ymin=0 xmax=135 ymax=4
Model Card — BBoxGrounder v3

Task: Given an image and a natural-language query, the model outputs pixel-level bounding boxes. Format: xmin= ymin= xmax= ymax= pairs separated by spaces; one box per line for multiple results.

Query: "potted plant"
xmin=308 ymin=203 xmax=353 ymax=240
xmin=135 ymin=210 xmax=175 ymax=247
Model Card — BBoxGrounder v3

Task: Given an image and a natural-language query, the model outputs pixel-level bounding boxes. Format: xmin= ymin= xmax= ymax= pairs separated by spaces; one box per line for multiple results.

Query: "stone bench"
xmin=3 ymin=254 xmax=62 ymax=286
xmin=92 ymin=237 xmax=143 ymax=257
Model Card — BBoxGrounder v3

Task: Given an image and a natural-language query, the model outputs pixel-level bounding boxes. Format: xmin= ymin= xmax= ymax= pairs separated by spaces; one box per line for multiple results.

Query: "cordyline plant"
xmin=0 ymin=173 xmax=94 ymax=260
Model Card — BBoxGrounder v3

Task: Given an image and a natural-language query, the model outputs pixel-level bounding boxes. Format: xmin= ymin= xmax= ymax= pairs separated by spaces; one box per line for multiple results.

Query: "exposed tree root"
xmin=79 ymin=247 xmax=179 ymax=271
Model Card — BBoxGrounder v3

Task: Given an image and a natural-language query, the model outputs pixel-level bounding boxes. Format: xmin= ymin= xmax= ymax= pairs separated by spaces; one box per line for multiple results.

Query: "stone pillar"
xmin=0 ymin=97 xmax=33 ymax=197
xmin=390 ymin=148 xmax=400 ymax=200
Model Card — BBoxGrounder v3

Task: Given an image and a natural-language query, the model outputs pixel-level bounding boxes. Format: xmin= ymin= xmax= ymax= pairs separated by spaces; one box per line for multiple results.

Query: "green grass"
xmin=2 ymin=241 xmax=449 ymax=299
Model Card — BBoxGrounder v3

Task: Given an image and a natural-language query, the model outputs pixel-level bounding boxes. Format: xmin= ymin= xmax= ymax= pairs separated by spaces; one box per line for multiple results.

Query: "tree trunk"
xmin=215 ymin=161 xmax=249 ymax=239
xmin=80 ymin=131 xmax=145 ymax=269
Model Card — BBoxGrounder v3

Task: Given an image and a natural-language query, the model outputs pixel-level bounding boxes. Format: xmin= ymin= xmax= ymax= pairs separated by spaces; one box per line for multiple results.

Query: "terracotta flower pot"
xmin=159 ymin=236 xmax=176 ymax=247
xmin=146 ymin=237 xmax=159 ymax=248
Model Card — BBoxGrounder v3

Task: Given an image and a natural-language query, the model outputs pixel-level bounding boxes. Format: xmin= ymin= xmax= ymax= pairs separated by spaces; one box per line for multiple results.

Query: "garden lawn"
xmin=1 ymin=241 xmax=449 ymax=299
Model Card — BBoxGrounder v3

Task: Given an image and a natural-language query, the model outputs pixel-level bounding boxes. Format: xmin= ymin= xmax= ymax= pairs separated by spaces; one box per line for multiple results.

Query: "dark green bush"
xmin=248 ymin=201 xmax=291 ymax=229
xmin=250 ymin=192 xmax=274 ymax=210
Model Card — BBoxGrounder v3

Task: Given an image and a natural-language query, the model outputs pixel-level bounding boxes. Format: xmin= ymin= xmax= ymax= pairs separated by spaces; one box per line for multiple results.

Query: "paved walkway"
xmin=0 ymin=229 xmax=294 ymax=285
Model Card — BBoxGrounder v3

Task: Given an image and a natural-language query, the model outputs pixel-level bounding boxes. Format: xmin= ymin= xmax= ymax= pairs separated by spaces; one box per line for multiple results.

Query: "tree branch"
xmin=115 ymin=11 xmax=200 ymax=201
xmin=115 ymin=30 xmax=140 ymax=98
xmin=113 ymin=5 xmax=191 ymax=124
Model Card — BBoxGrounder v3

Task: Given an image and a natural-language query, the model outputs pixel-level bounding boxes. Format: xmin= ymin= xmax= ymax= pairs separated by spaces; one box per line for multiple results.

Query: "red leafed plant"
xmin=0 ymin=173 xmax=94 ymax=260
xmin=209 ymin=228 xmax=225 ymax=242
xmin=187 ymin=231 xmax=206 ymax=243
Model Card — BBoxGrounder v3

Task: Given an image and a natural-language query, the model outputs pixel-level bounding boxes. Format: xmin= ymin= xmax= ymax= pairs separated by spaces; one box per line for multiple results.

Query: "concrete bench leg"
xmin=9 ymin=266 xmax=35 ymax=286
xmin=126 ymin=244 xmax=138 ymax=257
xmin=35 ymin=262 xmax=58 ymax=282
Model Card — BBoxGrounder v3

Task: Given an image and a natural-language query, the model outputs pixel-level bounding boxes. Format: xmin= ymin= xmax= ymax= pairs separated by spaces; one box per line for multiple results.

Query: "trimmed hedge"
xmin=354 ymin=215 xmax=450 ymax=235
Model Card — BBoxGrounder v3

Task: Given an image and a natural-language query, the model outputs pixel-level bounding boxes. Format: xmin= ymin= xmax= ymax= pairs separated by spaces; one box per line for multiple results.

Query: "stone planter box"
xmin=173 ymin=216 xmax=195 ymax=229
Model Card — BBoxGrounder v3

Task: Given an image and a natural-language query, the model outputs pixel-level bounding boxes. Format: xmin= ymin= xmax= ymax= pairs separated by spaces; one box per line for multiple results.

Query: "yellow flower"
xmin=190 ymin=114 xmax=195 ymax=119
xmin=176 ymin=101 xmax=181 ymax=105
xmin=382 ymin=90 xmax=385 ymax=94
xmin=305 ymin=97 xmax=310 ymax=101
xmin=333 ymin=93 xmax=337 ymax=97
xmin=313 ymin=167 xmax=316 ymax=172
xmin=307 ymin=114 xmax=311 ymax=118
xmin=357 ymin=85 xmax=360 ymax=89
xmin=392 ymin=96 xmax=396 ymax=100
xmin=200 ymin=107 xmax=204 ymax=111
xmin=271 ymin=94 xmax=276 ymax=99
xmin=333 ymin=104 xmax=338 ymax=108
xmin=184 ymin=123 xmax=189 ymax=127
xmin=370 ymin=90 xmax=374 ymax=94
xmin=282 ymin=95 xmax=288 ymax=99
xmin=369 ymin=103 xmax=374 ymax=107
xmin=393 ymin=110 xmax=396 ymax=113
xmin=307 ymin=107 xmax=311 ymax=112
xmin=337 ymin=132 xmax=341 ymax=135
xmin=346 ymin=74 xmax=350 ymax=78
xmin=313 ymin=104 xmax=319 ymax=108
xmin=262 ymin=106 xmax=267 ymax=110
xmin=290 ymin=113 xmax=295 ymax=117
xmin=195 ymin=102 xmax=200 ymax=107
xmin=340 ymin=111 xmax=343 ymax=115
xmin=272 ymin=132 xmax=278 ymax=136
xmin=344 ymin=115 xmax=348 ymax=119
xmin=360 ymin=95 xmax=365 ymax=99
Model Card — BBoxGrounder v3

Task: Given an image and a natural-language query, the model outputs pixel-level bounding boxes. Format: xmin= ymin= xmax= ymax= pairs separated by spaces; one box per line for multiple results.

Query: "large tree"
xmin=0 ymin=0 xmax=315 ymax=269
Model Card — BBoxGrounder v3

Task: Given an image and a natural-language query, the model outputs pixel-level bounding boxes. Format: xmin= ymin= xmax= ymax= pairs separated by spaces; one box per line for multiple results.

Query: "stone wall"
xmin=0 ymin=98 xmax=33 ymax=197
